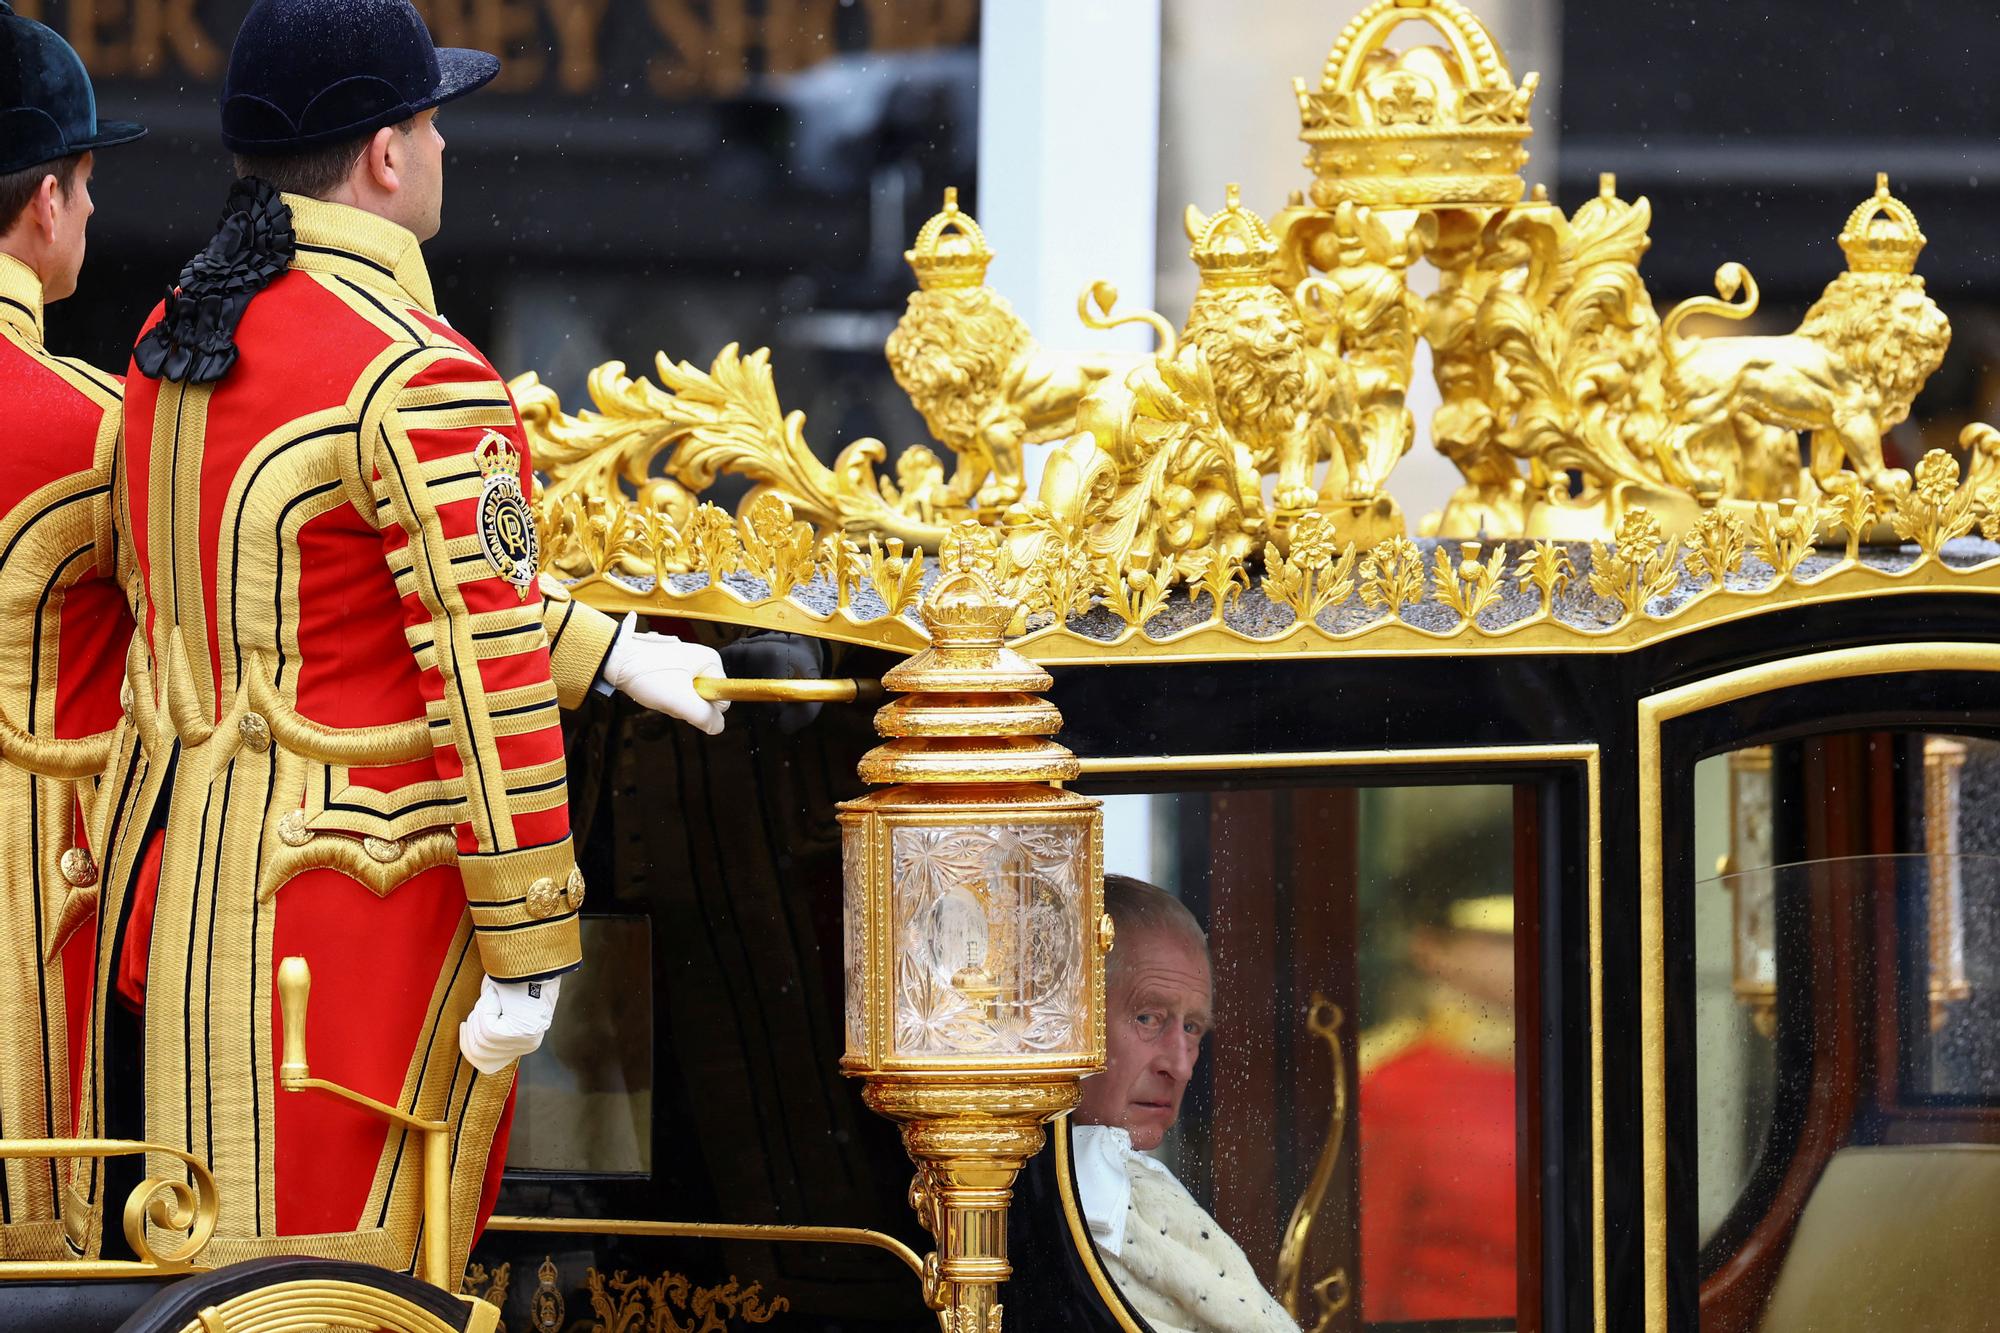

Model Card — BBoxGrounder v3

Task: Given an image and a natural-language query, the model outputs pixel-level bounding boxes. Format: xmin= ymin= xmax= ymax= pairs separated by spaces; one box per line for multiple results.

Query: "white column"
xmin=978 ymin=3 xmax=1162 ymax=870
xmin=977 ymin=0 xmax=1163 ymax=363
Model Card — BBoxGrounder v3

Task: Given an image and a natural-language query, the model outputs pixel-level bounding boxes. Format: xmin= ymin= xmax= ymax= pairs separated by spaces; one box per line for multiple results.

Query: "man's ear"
xmin=32 ymin=174 xmax=60 ymax=243
xmin=364 ymin=125 xmax=401 ymax=195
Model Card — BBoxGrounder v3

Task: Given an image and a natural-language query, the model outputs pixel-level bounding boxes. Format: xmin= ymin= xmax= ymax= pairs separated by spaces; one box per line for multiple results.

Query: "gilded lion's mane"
xmin=886 ymin=287 xmax=1033 ymax=445
xmin=1797 ymin=272 xmax=1951 ymax=417
xmin=1182 ymin=285 xmax=1315 ymax=441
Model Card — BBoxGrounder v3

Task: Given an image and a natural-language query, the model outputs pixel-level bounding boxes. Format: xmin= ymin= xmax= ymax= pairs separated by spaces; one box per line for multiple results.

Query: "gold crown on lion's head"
xmin=475 ymin=429 xmax=522 ymax=480
xmin=905 ymin=187 xmax=994 ymax=290
xmin=1185 ymin=184 xmax=1280 ymax=289
xmin=1839 ymin=173 xmax=1925 ymax=276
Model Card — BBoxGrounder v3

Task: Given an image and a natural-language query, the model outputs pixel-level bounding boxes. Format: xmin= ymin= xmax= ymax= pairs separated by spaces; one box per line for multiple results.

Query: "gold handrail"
xmin=0 ymin=1138 xmax=219 ymax=1281
xmin=483 ymin=1214 xmax=925 ymax=1279
xmin=1276 ymin=994 xmax=1352 ymax=1331
xmin=694 ymin=676 xmax=883 ymax=704
xmin=278 ymin=956 xmax=455 ymax=1291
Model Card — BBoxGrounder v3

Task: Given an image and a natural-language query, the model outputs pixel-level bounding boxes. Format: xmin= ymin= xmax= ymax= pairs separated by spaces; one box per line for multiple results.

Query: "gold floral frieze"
xmin=533 ymin=441 xmax=2000 ymax=664
xmin=465 ymin=1255 xmax=788 ymax=1333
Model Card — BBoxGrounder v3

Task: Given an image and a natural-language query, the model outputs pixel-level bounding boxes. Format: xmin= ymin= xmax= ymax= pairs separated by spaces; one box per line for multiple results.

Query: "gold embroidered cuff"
xmin=458 ymin=835 xmax=578 ymax=908
xmin=544 ymin=595 xmax=620 ymax=711
xmin=474 ymin=913 xmax=582 ymax=982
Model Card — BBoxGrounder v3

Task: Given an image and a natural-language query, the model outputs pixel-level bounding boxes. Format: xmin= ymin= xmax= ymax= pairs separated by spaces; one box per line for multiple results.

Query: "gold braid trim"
xmin=244 ymin=657 xmax=433 ymax=766
xmin=540 ymin=582 xmax=621 ymax=711
xmin=472 ymin=915 xmax=581 ymax=982
xmin=124 ymin=635 xmax=165 ymax=760
xmin=257 ymin=828 xmax=458 ymax=903
xmin=457 ymin=835 xmax=577 ymax=907
xmin=0 ymin=1219 xmax=67 ymax=1262
xmin=192 ymin=1226 xmax=396 ymax=1268
xmin=0 ymin=717 xmax=114 ymax=781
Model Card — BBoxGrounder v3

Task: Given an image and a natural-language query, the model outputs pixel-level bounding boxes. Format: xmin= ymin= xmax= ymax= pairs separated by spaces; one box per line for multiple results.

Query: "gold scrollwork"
xmin=0 ymin=1138 xmax=220 ymax=1279
xmin=513 ymin=2 xmax=1999 ymax=670
xmin=585 ymin=1265 xmax=788 ymax=1333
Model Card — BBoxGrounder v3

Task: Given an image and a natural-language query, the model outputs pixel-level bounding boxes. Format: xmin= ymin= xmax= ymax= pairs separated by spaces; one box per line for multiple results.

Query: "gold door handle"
xmin=1277 ymin=993 xmax=1353 ymax=1331
xmin=279 ymin=956 xmax=454 ymax=1290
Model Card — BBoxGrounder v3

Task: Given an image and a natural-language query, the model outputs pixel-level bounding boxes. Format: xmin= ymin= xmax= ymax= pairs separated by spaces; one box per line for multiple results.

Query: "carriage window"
xmin=508 ymin=915 xmax=654 ymax=1175
xmin=1082 ymin=781 xmax=1526 ymax=1332
xmin=1694 ymin=735 xmax=2000 ymax=1332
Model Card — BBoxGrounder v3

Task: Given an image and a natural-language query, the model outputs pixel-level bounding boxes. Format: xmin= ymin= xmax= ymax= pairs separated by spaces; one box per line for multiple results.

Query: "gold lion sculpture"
xmin=885 ymin=189 xmax=1128 ymax=512
xmin=1662 ymin=178 xmax=1950 ymax=501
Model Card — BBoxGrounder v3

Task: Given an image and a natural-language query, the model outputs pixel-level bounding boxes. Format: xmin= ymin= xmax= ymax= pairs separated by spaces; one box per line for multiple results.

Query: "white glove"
xmin=458 ymin=975 xmax=562 ymax=1076
xmin=601 ymin=614 xmax=727 ymax=735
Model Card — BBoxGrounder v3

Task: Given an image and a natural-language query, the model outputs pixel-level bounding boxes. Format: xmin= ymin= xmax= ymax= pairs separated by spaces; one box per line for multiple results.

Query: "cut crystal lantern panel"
xmin=889 ymin=823 xmax=1087 ymax=1060
xmin=843 ymin=823 xmax=868 ymax=1059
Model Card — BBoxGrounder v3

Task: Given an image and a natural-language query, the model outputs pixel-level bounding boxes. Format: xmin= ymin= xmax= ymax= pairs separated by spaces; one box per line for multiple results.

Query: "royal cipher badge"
xmin=474 ymin=430 xmax=540 ymax=598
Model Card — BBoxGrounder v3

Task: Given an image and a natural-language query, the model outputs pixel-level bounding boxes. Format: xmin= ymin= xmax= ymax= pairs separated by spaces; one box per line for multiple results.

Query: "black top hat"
xmin=0 ymin=1 xmax=145 ymax=176
xmin=221 ymin=0 xmax=499 ymax=155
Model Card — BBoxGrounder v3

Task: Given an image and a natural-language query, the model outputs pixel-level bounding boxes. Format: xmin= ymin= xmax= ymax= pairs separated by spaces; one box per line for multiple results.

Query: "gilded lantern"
xmin=837 ymin=549 xmax=1107 ymax=1330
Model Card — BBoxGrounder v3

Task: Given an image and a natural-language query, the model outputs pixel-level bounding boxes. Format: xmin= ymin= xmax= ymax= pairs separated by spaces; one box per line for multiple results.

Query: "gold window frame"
xmin=1064 ymin=744 xmax=1607 ymax=1333
xmin=1636 ymin=641 xmax=2000 ymax=1333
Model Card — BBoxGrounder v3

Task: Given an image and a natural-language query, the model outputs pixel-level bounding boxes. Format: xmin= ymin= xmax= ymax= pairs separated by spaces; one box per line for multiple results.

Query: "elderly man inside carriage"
xmin=1072 ymin=875 xmax=1301 ymax=1333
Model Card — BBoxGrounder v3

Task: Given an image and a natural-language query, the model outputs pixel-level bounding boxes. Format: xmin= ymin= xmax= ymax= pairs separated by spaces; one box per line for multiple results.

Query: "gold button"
xmin=277 ymin=811 xmax=313 ymax=848
xmin=59 ymin=847 xmax=98 ymax=889
xmin=363 ymin=835 xmax=402 ymax=864
xmin=1098 ymin=913 xmax=1117 ymax=956
xmin=525 ymin=876 xmax=564 ymax=919
xmin=564 ymin=867 xmax=586 ymax=911
xmin=239 ymin=711 xmax=271 ymax=753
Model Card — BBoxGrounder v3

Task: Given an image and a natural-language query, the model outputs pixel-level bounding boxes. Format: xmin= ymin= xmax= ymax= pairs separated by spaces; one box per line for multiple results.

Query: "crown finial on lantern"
xmin=905 ymin=187 xmax=995 ymax=290
xmin=1184 ymin=183 xmax=1281 ymax=290
xmin=1838 ymin=173 xmax=1926 ymax=276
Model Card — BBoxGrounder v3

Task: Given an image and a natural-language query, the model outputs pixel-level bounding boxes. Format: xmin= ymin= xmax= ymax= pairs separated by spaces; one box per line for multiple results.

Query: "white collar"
xmin=1071 ymin=1124 xmax=1173 ymax=1258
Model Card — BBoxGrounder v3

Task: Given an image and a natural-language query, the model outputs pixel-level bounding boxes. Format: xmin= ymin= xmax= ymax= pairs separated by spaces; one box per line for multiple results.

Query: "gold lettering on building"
xmin=39 ymin=0 xmax=978 ymax=97
xmin=865 ymin=0 xmax=978 ymax=51
xmin=648 ymin=0 xmax=751 ymax=99
xmin=762 ymin=0 xmax=838 ymax=77
xmin=130 ymin=0 xmax=220 ymax=77
xmin=60 ymin=0 xmax=219 ymax=78
xmin=542 ymin=0 xmax=612 ymax=94
xmin=472 ymin=0 xmax=545 ymax=91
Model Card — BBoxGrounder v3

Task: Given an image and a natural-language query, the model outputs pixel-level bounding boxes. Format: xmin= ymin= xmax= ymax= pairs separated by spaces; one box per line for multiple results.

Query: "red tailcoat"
xmin=0 ymin=254 xmax=133 ymax=1260
xmin=97 ymin=197 xmax=617 ymax=1273
xmin=1360 ymin=1020 xmax=1518 ymax=1323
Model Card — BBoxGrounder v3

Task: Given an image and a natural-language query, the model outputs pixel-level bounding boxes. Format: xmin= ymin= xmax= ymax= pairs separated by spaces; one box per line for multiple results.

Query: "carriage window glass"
xmin=1906 ymin=737 xmax=2000 ymax=1101
xmin=1692 ymin=751 xmax=1780 ymax=1246
xmin=508 ymin=916 xmax=653 ymax=1175
xmin=1694 ymin=735 xmax=2000 ymax=1332
xmin=1083 ymin=782 xmax=1524 ymax=1333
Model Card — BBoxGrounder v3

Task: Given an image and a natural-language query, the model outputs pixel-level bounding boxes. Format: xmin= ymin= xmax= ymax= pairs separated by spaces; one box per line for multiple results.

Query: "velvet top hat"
xmin=221 ymin=0 xmax=500 ymax=154
xmin=0 ymin=1 xmax=145 ymax=176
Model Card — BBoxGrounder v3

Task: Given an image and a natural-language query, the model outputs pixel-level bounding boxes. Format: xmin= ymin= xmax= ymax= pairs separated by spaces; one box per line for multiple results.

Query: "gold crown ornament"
xmin=1295 ymin=0 xmax=1537 ymax=209
xmin=475 ymin=429 xmax=523 ymax=480
xmin=1185 ymin=184 xmax=1282 ymax=289
xmin=905 ymin=187 xmax=995 ymax=290
xmin=1839 ymin=173 xmax=1926 ymax=276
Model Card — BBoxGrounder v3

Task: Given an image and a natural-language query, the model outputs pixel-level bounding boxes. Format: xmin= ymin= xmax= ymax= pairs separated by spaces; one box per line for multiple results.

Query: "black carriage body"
xmin=451 ymin=585 xmax=2000 ymax=1333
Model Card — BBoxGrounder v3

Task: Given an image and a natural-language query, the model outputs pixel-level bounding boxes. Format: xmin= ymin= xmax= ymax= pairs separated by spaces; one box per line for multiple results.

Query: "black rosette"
xmin=134 ymin=178 xmax=296 ymax=384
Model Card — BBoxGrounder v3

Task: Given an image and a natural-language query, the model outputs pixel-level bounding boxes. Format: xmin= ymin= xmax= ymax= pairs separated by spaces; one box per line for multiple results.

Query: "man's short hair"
xmin=1104 ymin=873 xmax=1208 ymax=983
xmin=0 ymin=155 xmax=85 ymax=234
xmin=233 ymin=120 xmax=412 ymax=200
